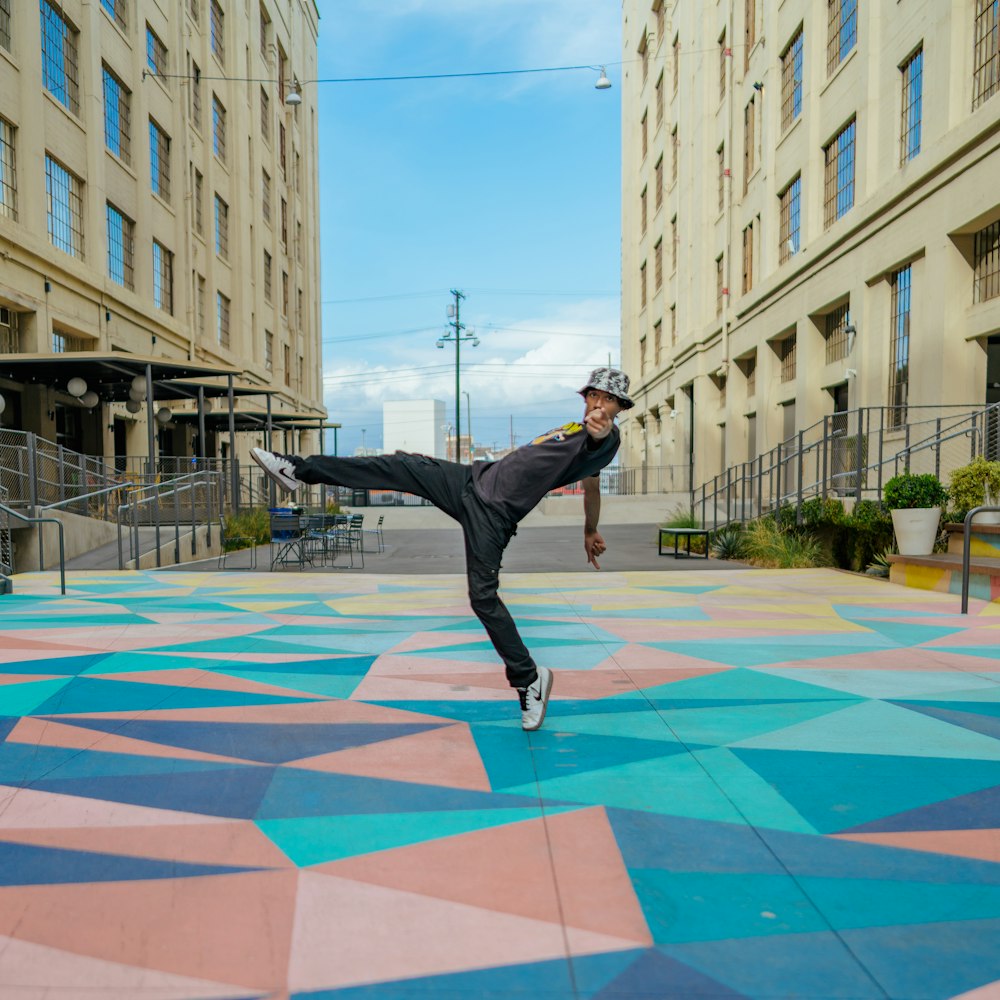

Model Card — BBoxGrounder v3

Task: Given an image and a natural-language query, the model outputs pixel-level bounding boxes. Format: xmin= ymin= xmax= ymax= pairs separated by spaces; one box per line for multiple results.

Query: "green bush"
xmin=864 ymin=549 xmax=893 ymax=578
xmin=222 ymin=507 xmax=270 ymax=550
xmin=800 ymin=497 xmax=847 ymax=527
xmin=883 ymin=472 xmax=948 ymax=510
xmin=659 ymin=504 xmax=707 ymax=554
xmin=948 ymin=457 xmax=1000 ymax=520
xmin=740 ymin=519 xmax=829 ymax=568
xmin=711 ymin=523 xmax=746 ymax=560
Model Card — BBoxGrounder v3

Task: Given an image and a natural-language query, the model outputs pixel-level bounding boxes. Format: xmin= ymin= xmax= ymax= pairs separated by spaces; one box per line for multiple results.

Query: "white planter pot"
xmin=891 ymin=506 xmax=941 ymax=556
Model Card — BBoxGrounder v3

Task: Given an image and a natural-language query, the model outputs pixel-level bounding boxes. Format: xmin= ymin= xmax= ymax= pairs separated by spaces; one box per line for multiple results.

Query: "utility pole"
xmin=437 ymin=290 xmax=479 ymax=463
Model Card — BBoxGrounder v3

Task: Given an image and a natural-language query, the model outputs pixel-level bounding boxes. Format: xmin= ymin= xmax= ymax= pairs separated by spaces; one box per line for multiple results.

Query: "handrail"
xmin=0 ymin=502 xmax=66 ymax=595
xmin=960 ymin=505 xmax=1000 ymax=614
xmin=40 ymin=482 xmax=131 ymax=510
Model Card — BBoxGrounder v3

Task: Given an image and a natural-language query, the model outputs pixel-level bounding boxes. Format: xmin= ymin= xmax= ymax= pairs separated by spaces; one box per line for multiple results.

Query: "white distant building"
xmin=383 ymin=400 xmax=446 ymax=458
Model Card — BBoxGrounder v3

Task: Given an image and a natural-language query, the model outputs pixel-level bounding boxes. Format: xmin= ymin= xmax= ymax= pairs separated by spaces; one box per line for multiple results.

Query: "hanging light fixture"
xmin=125 ymin=399 xmax=141 ymax=414
xmin=80 ymin=390 xmax=99 ymax=408
xmin=131 ymin=375 xmax=147 ymax=393
xmin=594 ymin=66 xmax=612 ymax=90
xmin=155 ymin=407 xmax=172 ymax=424
xmin=285 ymin=78 xmax=302 ymax=106
xmin=128 ymin=386 xmax=146 ymax=402
xmin=66 ymin=377 xmax=87 ymax=397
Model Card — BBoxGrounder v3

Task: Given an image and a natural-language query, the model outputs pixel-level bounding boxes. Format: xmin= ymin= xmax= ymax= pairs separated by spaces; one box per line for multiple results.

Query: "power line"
xmin=321 ymin=287 xmax=620 ymax=305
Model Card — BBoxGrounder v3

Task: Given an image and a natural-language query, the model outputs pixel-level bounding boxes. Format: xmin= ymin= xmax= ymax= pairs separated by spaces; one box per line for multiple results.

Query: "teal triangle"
xmin=0 ymin=678 xmax=73 ymax=717
xmin=635 ymin=585 xmax=726 ymax=594
xmin=732 ymin=699 xmax=1000 ymax=761
xmin=649 ymin=636 xmax=892 ymax=668
xmin=643 ymin=668 xmax=853 ymax=703
xmin=257 ymin=806 xmax=579 ymax=867
xmin=543 ymin=709 xmax=689 ymax=742
xmin=731 ymin=748 xmax=1000 ymax=833
xmin=931 ymin=646 xmax=1000 ymax=663
xmin=216 ymin=670 xmax=362 ymax=699
xmin=858 ymin=620 xmax=964 ymax=646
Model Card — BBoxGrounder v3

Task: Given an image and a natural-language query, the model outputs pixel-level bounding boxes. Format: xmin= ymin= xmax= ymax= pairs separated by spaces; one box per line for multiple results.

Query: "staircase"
xmin=888 ymin=522 xmax=1000 ymax=603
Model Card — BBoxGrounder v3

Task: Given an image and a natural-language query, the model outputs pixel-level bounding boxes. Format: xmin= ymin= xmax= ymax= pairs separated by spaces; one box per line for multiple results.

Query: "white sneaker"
xmin=250 ymin=447 xmax=302 ymax=493
xmin=518 ymin=666 xmax=553 ymax=731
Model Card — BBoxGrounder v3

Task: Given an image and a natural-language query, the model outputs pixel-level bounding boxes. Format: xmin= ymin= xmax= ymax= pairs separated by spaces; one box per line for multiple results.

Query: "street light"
xmin=436 ymin=289 xmax=479 ymax=463
xmin=462 ymin=390 xmax=472 ymax=462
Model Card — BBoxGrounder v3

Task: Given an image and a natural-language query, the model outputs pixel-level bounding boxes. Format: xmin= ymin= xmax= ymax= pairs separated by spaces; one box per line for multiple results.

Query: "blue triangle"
xmin=591 ymin=949 xmax=750 ymax=998
xmin=52 ymin=718 xmax=444 ymax=764
xmin=0 ymin=717 xmax=17 ymax=742
xmin=0 ymin=841 xmax=260 ymax=886
xmin=842 ymin=782 xmax=1000 ymax=833
xmin=212 ymin=655 xmax=376 ymax=676
xmin=0 ymin=653 xmax=112 ymax=677
xmin=890 ymin=702 xmax=1000 ymax=741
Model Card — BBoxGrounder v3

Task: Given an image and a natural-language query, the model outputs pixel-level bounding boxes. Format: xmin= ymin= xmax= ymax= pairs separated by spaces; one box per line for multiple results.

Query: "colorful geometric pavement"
xmin=1 ymin=568 xmax=999 ymax=999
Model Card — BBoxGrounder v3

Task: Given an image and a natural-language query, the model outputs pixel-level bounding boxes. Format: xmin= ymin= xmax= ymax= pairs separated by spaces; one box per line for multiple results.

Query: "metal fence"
xmin=694 ymin=403 xmax=1000 ymax=527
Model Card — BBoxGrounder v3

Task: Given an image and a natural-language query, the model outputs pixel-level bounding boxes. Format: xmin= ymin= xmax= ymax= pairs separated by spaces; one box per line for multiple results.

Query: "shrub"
xmin=865 ymin=549 xmax=893 ymax=578
xmin=740 ymin=518 xmax=829 ymax=568
xmin=800 ymin=497 xmax=847 ymax=527
xmin=711 ymin=523 xmax=746 ymax=560
xmin=948 ymin=457 xmax=1000 ymax=520
xmin=883 ymin=472 xmax=948 ymax=510
xmin=222 ymin=507 xmax=270 ymax=549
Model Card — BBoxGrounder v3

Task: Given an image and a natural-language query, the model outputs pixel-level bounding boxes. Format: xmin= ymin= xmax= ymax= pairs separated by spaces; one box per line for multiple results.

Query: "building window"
xmin=214 ymin=195 xmax=228 ymax=259
xmin=210 ymin=0 xmax=225 ymax=64
xmin=263 ymin=249 xmax=272 ymax=301
xmin=262 ymin=168 xmax=271 ymax=223
xmin=102 ymin=66 xmax=131 ymax=164
xmin=900 ymin=47 xmax=923 ymax=164
xmin=744 ymin=353 xmax=757 ymax=396
xmin=106 ymin=202 xmax=134 ymax=289
xmin=283 ymin=344 xmax=291 ymax=386
xmin=260 ymin=87 xmax=271 ymax=144
xmin=279 ymin=123 xmax=287 ymax=177
xmin=46 ymin=155 xmax=83 ymax=258
xmin=640 ymin=186 xmax=647 ymax=235
xmin=671 ymin=214 xmax=678 ymax=272
xmin=0 ymin=0 xmax=10 ymax=52
xmin=743 ymin=97 xmax=756 ymax=192
xmin=0 ymin=307 xmax=18 ymax=352
xmin=778 ymin=333 xmax=797 ymax=382
xmin=149 ymin=119 xmax=170 ymax=201
xmin=717 ymin=144 xmax=725 ymax=212
xmin=280 ymin=197 xmax=287 ymax=248
xmin=217 ymin=291 xmax=230 ymax=348
xmin=265 ymin=329 xmax=273 ymax=370
xmin=745 ymin=0 xmax=756 ymax=70
xmin=654 ymin=237 xmax=663 ymax=290
xmin=101 ymin=0 xmax=127 ymax=31
xmin=640 ymin=336 xmax=648 ymax=376
xmin=671 ymin=126 xmax=678 ymax=184
xmin=716 ymin=254 xmax=724 ymax=316
xmin=655 ymin=71 xmax=664 ymax=125
xmin=281 ymin=270 xmax=289 ymax=316
xmin=974 ymin=0 xmax=1000 ymax=110
xmin=296 ymin=222 xmax=303 ymax=263
xmin=277 ymin=40 xmax=288 ymax=99
xmin=742 ymin=222 xmax=753 ymax=294
xmin=212 ymin=96 xmax=226 ymax=161
xmin=197 ymin=274 xmax=206 ymax=335
xmin=719 ymin=30 xmax=727 ymax=100
xmin=189 ymin=0 xmax=200 ymax=22
xmin=194 ymin=168 xmax=204 ymax=234
xmin=640 ymin=261 xmax=647 ymax=309
xmin=824 ymin=302 xmax=850 ymax=363
xmin=827 ymin=0 xmax=857 ymax=75
xmin=190 ymin=61 xmax=202 ymax=129
xmin=823 ymin=117 xmax=856 ymax=228
xmin=974 ymin=220 xmax=1000 ymax=303
xmin=672 ymin=34 xmax=679 ymax=93
xmin=670 ymin=303 xmax=676 ymax=344
xmin=52 ymin=329 xmax=84 ymax=352
xmin=641 ymin=110 xmax=648 ymax=160
xmin=0 ymin=116 xmax=17 ymax=221
xmin=653 ymin=319 xmax=662 ymax=366
xmin=146 ymin=24 xmax=167 ymax=76
xmin=779 ymin=175 xmax=801 ymax=262
xmin=888 ymin=266 xmax=911 ymax=428
xmin=260 ymin=4 xmax=271 ymax=60
xmin=40 ymin=1 xmax=80 ymax=115
xmin=781 ymin=27 xmax=804 ymax=132
xmin=655 ymin=155 xmax=663 ymax=211
xmin=153 ymin=240 xmax=173 ymax=314
xmin=640 ymin=31 xmax=649 ymax=84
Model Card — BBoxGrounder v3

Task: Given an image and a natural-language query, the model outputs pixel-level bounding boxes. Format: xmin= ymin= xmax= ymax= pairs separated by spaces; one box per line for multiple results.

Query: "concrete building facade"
xmin=621 ymin=0 xmax=1000 ymax=489
xmin=0 ymin=0 xmax=324 ymax=462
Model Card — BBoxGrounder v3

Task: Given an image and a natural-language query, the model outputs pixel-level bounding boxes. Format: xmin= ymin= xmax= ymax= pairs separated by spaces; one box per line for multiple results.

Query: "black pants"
xmin=293 ymin=453 xmax=538 ymax=689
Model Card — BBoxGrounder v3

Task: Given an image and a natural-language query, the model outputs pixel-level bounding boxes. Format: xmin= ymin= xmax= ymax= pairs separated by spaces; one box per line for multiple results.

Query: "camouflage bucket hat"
xmin=578 ymin=367 xmax=634 ymax=409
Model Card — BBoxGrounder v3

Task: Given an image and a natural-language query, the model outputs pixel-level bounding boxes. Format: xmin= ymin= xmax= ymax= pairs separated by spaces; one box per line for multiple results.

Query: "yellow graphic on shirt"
xmin=529 ymin=422 xmax=584 ymax=446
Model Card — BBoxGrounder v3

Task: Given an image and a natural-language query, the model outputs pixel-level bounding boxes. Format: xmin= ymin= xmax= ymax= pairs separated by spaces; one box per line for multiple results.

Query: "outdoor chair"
xmin=363 ymin=514 xmax=385 ymax=553
xmin=218 ymin=515 xmax=258 ymax=570
xmin=268 ymin=512 xmax=307 ymax=570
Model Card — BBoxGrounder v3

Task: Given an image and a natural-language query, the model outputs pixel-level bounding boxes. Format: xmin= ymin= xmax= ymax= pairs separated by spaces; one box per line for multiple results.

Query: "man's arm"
xmin=583 ymin=476 xmax=606 ymax=569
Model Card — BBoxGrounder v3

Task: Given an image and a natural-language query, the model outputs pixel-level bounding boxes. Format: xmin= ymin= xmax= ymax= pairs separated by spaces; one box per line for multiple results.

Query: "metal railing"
xmin=0 ymin=501 xmax=66 ymax=594
xmin=960 ymin=505 xmax=1000 ymax=614
xmin=694 ymin=403 xmax=1000 ymax=527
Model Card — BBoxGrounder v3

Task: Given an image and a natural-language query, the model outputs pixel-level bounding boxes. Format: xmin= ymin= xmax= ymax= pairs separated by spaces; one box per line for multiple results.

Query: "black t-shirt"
xmin=471 ymin=422 xmax=620 ymax=523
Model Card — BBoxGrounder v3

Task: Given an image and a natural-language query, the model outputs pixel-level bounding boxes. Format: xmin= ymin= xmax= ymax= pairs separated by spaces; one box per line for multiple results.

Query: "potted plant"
xmin=948 ymin=457 xmax=1000 ymax=525
xmin=883 ymin=472 xmax=948 ymax=556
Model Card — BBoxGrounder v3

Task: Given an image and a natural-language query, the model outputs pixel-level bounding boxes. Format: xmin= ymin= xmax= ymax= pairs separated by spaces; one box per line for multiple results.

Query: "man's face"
xmin=583 ymin=388 xmax=623 ymax=421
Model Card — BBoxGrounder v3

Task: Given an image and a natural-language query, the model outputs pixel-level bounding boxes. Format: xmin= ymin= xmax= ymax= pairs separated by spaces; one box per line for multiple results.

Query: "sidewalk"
xmin=0 ymin=567 xmax=998 ymax=998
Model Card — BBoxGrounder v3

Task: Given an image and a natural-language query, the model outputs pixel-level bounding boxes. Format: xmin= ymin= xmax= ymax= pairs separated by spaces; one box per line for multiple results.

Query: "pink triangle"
xmin=0 ymin=820 xmax=292 ymax=868
xmin=0 ymin=786 xmax=233 ymax=829
xmin=288 ymin=722 xmax=491 ymax=791
xmin=0 ymin=871 xmax=298 ymax=991
xmin=314 ymin=806 xmax=651 ymax=944
xmin=350 ymin=674 xmax=511 ymax=702
xmin=949 ymin=978 xmax=1000 ymax=999
xmin=832 ymin=828 xmax=1000 ymax=864
xmin=0 ymin=673 xmax=66 ymax=684
xmin=288 ymin=870 xmax=642 ymax=993
xmin=0 ymin=934 xmax=249 ymax=999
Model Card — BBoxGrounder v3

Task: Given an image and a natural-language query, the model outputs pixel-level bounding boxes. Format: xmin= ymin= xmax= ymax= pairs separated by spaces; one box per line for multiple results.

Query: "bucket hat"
xmin=578 ymin=367 xmax=634 ymax=409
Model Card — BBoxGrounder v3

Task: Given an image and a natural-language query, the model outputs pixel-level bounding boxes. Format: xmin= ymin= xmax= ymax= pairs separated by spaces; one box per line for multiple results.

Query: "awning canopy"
xmin=168 ymin=407 xmax=332 ymax=431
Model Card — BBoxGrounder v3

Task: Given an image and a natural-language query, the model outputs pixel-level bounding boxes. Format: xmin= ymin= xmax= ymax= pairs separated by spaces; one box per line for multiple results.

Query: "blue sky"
xmin=315 ymin=2 xmax=622 ymax=456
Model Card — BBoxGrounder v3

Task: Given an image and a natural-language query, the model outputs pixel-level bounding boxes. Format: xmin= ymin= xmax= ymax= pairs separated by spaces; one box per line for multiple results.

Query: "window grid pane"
xmin=655 ymin=156 xmax=663 ymax=210
xmin=194 ymin=168 xmax=203 ymax=233
xmin=265 ymin=330 xmax=273 ymax=370
xmin=191 ymin=63 xmax=202 ymax=129
xmin=780 ymin=335 xmax=797 ymax=382
xmin=262 ymin=168 xmax=271 ymax=222
xmin=40 ymin=1 xmax=80 ymax=115
xmin=146 ymin=25 xmax=167 ymax=76
xmin=742 ymin=224 xmax=753 ymax=294
xmin=189 ymin=0 xmax=199 ymax=22
xmin=153 ymin=240 xmax=173 ymax=314
xmin=888 ymin=266 xmax=911 ymax=429
xmin=973 ymin=0 xmax=1000 ymax=110
xmin=260 ymin=87 xmax=270 ymax=143
xmin=671 ymin=127 xmax=678 ymax=183
xmin=745 ymin=0 xmax=756 ymax=69
xmin=100 ymin=0 xmax=127 ymax=31
xmin=149 ymin=120 xmax=170 ymax=201
xmin=654 ymin=238 xmax=663 ymax=290
xmin=0 ymin=117 xmax=18 ymax=221
xmin=823 ymin=118 xmax=856 ymax=228
xmin=212 ymin=96 xmax=226 ymax=160
xmin=263 ymin=250 xmax=272 ymax=301
xmin=655 ymin=72 xmax=663 ymax=125
xmin=46 ymin=155 xmax=83 ymax=258
xmin=825 ymin=303 xmax=850 ymax=363
xmin=214 ymin=195 xmax=228 ymax=259
xmin=640 ymin=187 xmax=647 ymax=235
xmin=210 ymin=0 xmax=225 ymax=64
xmin=716 ymin=255 xmax=724 ymax=316
xmin=974 ymin=220 xmax=1000 ymax=303
xmin=779 ymin=175 xmax=801 ymax=262
xmin=743 ymin=98 xmax=755 ymax=192
xmin=719 ymin=31 xmax=727 ymax=99
xmin=260 ymin=5 xmax=270 ymax=60
xmin=0 ymin=0 xmax=10 ymax=52
xmin=106 ymin=202 xmax=134 ymax=289
xmin=900 ymin=47 xmax=923 ymax=164
xmin=827 ymin=0 xmax=858 ymax=75
xmin=217 ymin=292 xmax=230 ymax=348
xmin=781 ymin=28 xmax=803 ymax=132
xmin=718 ymin=145 xmax=725 ymax=212
xmin=640 ymin=261 xmax=647 ymax=309
xmin=103 ymin=66 xmax=131 ymax=164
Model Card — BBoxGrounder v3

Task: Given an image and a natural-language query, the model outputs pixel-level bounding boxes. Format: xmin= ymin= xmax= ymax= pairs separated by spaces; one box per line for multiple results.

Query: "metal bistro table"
xmin=658 ymin=526 xmax=711 ymax=559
